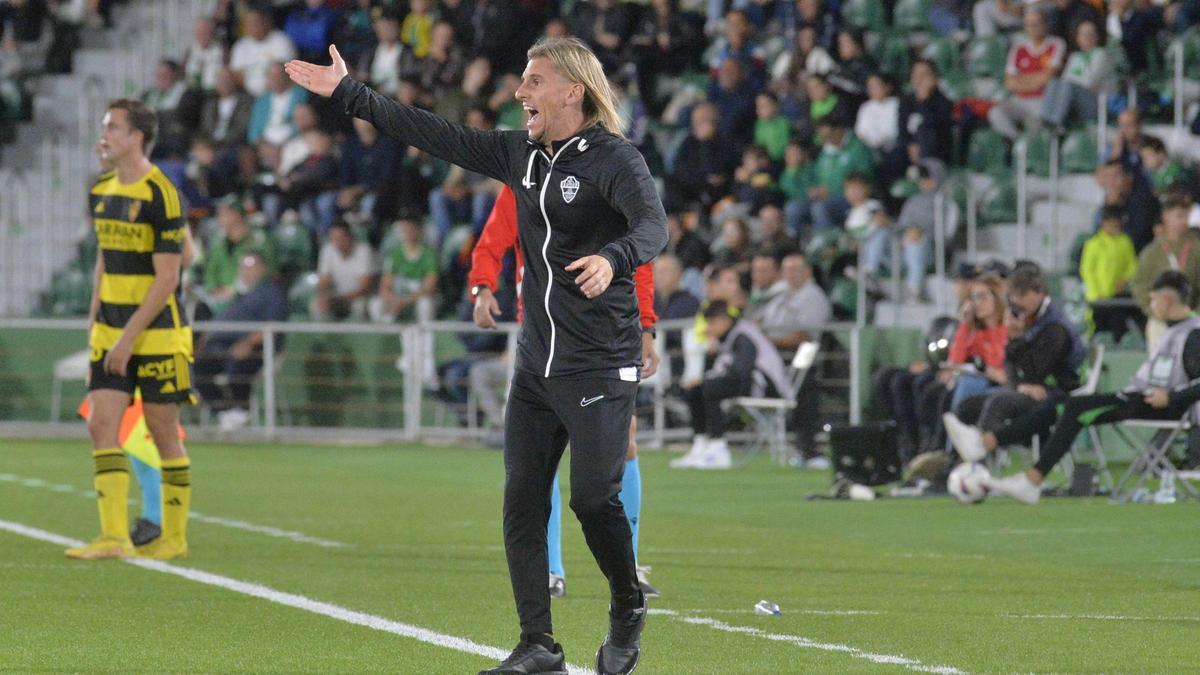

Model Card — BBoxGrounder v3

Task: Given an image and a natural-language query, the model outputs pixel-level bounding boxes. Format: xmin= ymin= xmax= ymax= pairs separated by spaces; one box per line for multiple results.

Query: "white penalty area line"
xmin=0 ymin=519 xmax=596 ymax=675
xmin=0 ymin=472 xmax=348 ymax=549
xmin=649 ymin=609 xmax=967 ymax=675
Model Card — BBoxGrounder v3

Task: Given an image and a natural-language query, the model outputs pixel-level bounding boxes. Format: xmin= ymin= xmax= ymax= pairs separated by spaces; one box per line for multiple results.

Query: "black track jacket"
xmin=333 ymin=76 xmax=668 ymax=380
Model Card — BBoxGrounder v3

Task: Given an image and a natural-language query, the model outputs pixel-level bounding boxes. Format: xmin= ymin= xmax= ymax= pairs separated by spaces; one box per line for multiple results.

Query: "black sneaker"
xmin=130 ymin=518 xmax=161 ymax=547
xmin=478 ymin=641 xmax=567 ymax=675
xmin=596 ymin=593 xmax=646 ymax=675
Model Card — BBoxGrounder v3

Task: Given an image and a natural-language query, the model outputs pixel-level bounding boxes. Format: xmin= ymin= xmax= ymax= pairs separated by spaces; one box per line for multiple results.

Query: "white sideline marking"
xmin=660 ymin=608 xmax=882 ymax=617
xmin=650 ymin=609 xmax=967 ymax=674
xmin=1007 ymin=613 xmax=1200 ymax=623
xmin=976 ymin=527 xmax=1120 ymax=536
xmin=0 ymin=519 xmax=596 ymax=675
xmin=0 ymin=472 xmax=347 ymax=548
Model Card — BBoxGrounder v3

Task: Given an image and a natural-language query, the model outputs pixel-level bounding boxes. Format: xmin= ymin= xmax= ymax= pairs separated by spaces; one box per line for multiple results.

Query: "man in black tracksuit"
xmin=285 ymin=39 xmax=667 ymax=675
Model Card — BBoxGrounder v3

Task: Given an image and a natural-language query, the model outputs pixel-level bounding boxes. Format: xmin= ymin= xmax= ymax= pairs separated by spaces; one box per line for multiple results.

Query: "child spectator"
xmin=1139 ymin=135 xmax=1192 ymax=194
xmin=1080 ymin=206 xmax=1139 ymax=339
xmin=753 ymin=92 xmax=791 ymax=163
xmin=401 ymin=0 xmax=434 ymax=58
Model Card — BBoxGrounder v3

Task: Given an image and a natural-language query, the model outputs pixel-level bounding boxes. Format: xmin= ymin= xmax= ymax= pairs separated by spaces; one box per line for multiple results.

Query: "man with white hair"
xmin=286 ymin=37 xmax=667 ymax=675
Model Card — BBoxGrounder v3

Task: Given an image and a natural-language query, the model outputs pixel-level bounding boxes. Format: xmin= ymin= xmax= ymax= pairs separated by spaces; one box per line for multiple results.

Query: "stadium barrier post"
xmin=890 ymin=235 xmax=901 ymax=325
xmin=403 ymin=325 xmax=421 ymax=442
xmin=855 ymin=240 xmax=866 ymax=328
xmin=1049 ymin=133 xmax=1060 ymax=270
xmin=966 ymin=182 xmax=978 ymax=261
xmin=933 ymin=192 xmax=947 ymax=314
xmin=1175 ymin=41 xmax=1185 ymax=135
xmin=1015 ymin=136 xmax=1028 ymax=260
xmin=263 ymin=325 xmax=277 ymax=439
xmin=1097 ymin=88 xmax=1107 ymax=164
xmin=849 ymin=327 xmax=861 ymax=425
xmin=653 ymin=329 xmax=666 ymax=449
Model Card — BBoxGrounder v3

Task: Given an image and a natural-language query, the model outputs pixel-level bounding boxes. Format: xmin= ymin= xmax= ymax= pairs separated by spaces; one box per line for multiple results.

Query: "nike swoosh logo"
xmin=580 ymin=395 xmax=604 ymax=407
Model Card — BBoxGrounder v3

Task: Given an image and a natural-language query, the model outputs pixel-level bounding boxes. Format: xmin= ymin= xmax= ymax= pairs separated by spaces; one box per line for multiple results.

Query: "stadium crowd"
xmin=20 ymin=0 xmax=1200 ymax=447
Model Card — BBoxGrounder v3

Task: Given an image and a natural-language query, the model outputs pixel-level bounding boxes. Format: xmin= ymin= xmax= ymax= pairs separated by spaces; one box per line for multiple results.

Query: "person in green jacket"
xmin=1080 ymin=206 xmax=1138 ymax=339
xmin=1139 ymin=135 xmax=1191 ymax=194
xmin=808 ymin=116 xmax=875 ymax=231
xmin=753 ymin=91 xmax=791 ymax=163
xmin=1132 ymin=198 xmax=1200 ymax=351
xmin=201 ymin=197 xmax=275 ymax=315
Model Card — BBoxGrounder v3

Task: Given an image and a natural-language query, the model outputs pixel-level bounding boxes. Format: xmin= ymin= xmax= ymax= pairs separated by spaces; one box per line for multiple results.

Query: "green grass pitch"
xmin=2 ymin=438 xmax=1199 ymax=673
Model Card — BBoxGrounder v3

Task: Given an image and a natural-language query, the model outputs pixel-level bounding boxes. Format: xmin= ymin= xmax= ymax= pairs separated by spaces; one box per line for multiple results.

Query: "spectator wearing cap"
xmin=201 ymin=198 xmax=275 ymax=316
xmin=229 ymin=8 xmax=296 ymax=97
xmin=808 ymin=115 xmax=874 ymax=231
xmin=199 ymin=67 xmax=254 ymax=152
xmin=988 ymin=9 xmax=1066 ymax=140
xmin=312 ymin=220 xmax=375 ymax=322
xmin=194 ymin=250 xmax=289 ymax=432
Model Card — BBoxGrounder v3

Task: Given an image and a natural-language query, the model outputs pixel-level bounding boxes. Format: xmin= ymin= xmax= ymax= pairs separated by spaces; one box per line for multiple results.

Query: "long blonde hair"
xmin=526 ymin=37 xmax=625 ymax=137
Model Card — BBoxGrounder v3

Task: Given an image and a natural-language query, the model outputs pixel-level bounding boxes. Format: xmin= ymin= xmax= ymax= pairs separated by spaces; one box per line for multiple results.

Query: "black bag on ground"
xmin=829 ymin=421 xmax=902 ymax=486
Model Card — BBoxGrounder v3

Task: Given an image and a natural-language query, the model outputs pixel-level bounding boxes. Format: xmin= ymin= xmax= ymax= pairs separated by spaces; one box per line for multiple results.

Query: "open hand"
xmin=285 ymin=44 xmax=349 ymax=98
xmin=566 ymin=255 xmax=613 ymax=299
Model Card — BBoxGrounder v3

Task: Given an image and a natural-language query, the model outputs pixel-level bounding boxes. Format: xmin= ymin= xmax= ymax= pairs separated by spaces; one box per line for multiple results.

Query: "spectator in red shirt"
xmin=988 ymin=9 xmax=1066 ymax=140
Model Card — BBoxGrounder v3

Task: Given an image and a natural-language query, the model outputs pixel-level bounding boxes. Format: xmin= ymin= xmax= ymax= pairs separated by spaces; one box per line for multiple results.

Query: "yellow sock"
xmin=93 ymin=448 xmax=130 ymax=541
xmin=160 ymin=455 xmax=191 ymax=545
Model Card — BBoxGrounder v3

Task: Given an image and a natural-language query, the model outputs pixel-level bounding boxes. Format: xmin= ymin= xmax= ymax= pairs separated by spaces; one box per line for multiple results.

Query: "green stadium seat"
xmin=1118 ymin=329 xmax=1147 ymax=351
xmin=1023 ymin=129 xmax=1053 ymax=178
xmin=274 ymin=221 xmax=313 ymax=275
xmin=921 ymin=38 xmax=961 ymax=79
xmin=980 ymin=179 xmax=1018 ymax=225
xmin=874 ymin=34 xmax=912 ymax=82
xmin=938 ymin=70 xmax=975 ymax=100
xmin=288 ymin=272 xmax=320 ymax=319
xmin=1061 ymin=127 xmax=1099 ymax=174
xmin=967 ymin=128 xmax=1009 ymax=175
xmin=49 ymin=268 xmax=91 ymax=317
xmin=842 ymin=0 xmax=886 ymax=32
xmin=967 ymin=35 xmax=1009 ymax=80
xmin=892 ymin=0 xmax=932 ymax=33
xmin=942 ymin=170 xmax=972 ymax=213
xmin=829 ymin=277 xmax=858 ymax=318
xmin=890 ymin=178 xmax=920 ymax=201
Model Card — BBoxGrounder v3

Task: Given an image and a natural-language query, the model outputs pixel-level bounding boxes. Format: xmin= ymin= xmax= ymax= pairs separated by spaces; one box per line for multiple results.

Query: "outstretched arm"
xmin=286 ymin=45 xmax=515 ymax=183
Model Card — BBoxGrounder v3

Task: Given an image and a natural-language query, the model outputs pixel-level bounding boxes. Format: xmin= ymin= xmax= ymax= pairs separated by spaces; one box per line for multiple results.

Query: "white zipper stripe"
xmin=537 ymin=136 xmax=581 ymax=378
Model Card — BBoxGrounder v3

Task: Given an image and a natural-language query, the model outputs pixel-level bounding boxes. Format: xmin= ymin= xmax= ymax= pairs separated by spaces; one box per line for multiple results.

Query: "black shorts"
xmin=88 ymin=350 xmax=194 ymax=405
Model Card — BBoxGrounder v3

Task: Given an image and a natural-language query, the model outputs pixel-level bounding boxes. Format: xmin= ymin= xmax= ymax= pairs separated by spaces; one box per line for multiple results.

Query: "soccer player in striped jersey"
xmin=66 ymin=100 xmax=194 ymax=561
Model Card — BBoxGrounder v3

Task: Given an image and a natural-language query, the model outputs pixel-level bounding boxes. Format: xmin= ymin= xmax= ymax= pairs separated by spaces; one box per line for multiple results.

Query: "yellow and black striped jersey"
xmin=89 ymin=165 xmax=192 ymax=357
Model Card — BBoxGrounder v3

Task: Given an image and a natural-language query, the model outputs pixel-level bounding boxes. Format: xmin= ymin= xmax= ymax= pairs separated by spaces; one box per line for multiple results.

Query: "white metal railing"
xmin=0 ymin=316 xmax=866 ymax=444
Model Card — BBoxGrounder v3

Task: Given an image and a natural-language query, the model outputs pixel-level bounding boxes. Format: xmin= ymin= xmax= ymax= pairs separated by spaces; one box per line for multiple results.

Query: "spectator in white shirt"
xmin=854 ymin=73 xmax=899 ymax=153
xmin=184 ymin=16 xmax=224 ymax=92
xmin=311 ymin=220 xmax=376 ymax=321
xmin=248 ymin=64 xmax=309 ymax=147
xmin=754 ymin=253 xmax=832 ymax=349
xmin=229 ymin=7 xmax=297 ymax=97
xmin=356 ymin=9 xmax=404 ymax=95
xmin=1040 ymin=19 xmax=1110 ymax=129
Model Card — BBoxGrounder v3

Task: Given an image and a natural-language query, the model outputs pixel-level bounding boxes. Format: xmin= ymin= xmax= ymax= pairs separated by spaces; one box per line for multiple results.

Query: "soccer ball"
xmin=947 ymin=462 xmax=990 ymax=504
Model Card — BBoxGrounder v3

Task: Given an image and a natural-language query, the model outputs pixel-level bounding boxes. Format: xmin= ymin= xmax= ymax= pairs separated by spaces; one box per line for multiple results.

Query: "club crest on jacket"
xmin=560 ymin=175 xmax=579 ymax=203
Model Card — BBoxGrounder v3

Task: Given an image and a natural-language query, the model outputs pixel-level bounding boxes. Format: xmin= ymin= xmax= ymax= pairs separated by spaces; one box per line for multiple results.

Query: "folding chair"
xmin=1043 ymin=343 xmax=1114 ymax=492
xmin=1109 ymin=414 xmax=1200 ymax=503
xmin=724 ymin=341 xmax=820 ymax=467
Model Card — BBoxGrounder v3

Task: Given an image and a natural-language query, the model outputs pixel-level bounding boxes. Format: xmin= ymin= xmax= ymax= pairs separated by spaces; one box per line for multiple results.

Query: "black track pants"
xmin=502 ymin=369 xmax=640 ymax=635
